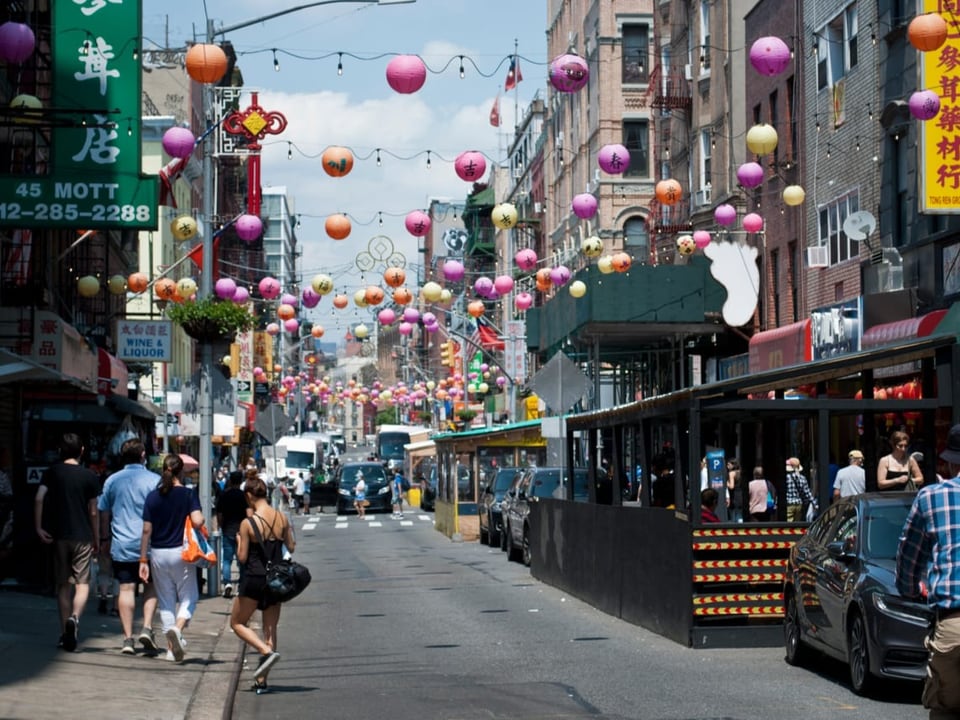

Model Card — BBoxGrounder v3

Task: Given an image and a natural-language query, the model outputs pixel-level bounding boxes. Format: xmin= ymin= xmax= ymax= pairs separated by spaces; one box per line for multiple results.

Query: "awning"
xmin=0 ymin=349 xmax=89 ymax=389
xmin=109 ymin=393 xmax=156 ymax=420
xmin=97 ymin=348 xmax=129 ymax=396
xmin=861 ymin=309 xmax=948 ymax=350
xmin=748 ymin=319 xmax=812 ymax=372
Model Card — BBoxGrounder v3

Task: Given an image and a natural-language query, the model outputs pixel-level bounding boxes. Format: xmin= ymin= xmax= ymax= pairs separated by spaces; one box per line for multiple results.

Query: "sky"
xmin=141 ymin=0 xmax=548 ymax=339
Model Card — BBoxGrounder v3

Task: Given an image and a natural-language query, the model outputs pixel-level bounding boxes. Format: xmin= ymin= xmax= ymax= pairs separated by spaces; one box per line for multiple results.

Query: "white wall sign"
xmin=115 ymin=320 xmax=173 ymax=363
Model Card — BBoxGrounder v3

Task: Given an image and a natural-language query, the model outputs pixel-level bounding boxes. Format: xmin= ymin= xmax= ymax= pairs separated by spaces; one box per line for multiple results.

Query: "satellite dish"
xmin=842 ymin=211 xmax=876 ymax=241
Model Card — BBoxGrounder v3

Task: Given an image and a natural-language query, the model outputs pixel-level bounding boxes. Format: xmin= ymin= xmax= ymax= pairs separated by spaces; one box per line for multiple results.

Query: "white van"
xmin=274 ymin=435 xmax=322 ymax=485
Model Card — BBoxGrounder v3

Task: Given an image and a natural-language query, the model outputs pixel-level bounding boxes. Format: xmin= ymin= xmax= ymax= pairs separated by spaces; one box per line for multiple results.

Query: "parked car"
xmin=335 ymin=462 xmax=391 ymax=514
xmin=420 ymin=465 xmax=438 ymax=511
xmin=502 ymin=467 xmax=587 ymax=566
xmin=783 ymin=492 xmax=933 ymax=695
xmin=478 ymin=467 xmax=522 ymax=547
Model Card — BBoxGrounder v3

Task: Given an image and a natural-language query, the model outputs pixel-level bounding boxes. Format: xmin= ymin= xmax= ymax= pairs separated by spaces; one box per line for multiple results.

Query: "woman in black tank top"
xmin=877 ymin=430 xmax=924 ymax=492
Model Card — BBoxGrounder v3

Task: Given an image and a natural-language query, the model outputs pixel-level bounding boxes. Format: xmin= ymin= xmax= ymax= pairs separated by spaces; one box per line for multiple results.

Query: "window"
xmin=817 ymin=3 xmax=858 ymax=91
xmin=771 ymin=248 xmax=781 ymax=326
xmin=622 ymin=24 xmax=649 ymax=84
xmin=623 ymin=216 xmax=650 ymax=262
xmin=769 ymin=89 xmax=779 ymax=167
xmin=817 ymin=191 xmax=860 ymax=265
xmin=699 ymin=130 xmax=712 ymax=188
xmin=623 ymin=120 xmax=649 ymax=178
xmin=699 ymin=1 xmax=711 ymax=71
xmin=786 ymin=76 xmax=797 ymax=161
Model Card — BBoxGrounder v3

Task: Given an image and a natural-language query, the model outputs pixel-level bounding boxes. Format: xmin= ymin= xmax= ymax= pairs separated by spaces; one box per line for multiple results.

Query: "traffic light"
xmin=440 ymin=341 xmax=455 ymax=368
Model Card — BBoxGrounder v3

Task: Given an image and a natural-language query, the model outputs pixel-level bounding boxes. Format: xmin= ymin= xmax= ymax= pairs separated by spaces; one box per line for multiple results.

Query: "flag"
xmin=489 ymin=94 xmax=501 ymax=127
xmin=471 ymin=316 xmax=505 ymax=351
xmin=504 ymin=55 xmax=522 ymax=91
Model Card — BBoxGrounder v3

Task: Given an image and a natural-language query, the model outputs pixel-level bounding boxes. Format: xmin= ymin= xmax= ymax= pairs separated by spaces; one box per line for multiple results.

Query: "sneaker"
xmin=222 ymin=583 xmax=233 ymax=599
xmin=62 ymin=615 xmax=78 ymax=652
xmin=253 ymin=651 xmax=280 ymax=680
xmin=166 ymin=627 xmax=185 ymax=662
xmin=138 ymin=628 xmax=158 ymax=653
xmin=164 ymin=650 xmax=175 ymax=662
xmin=121 ymin=637 xmax=136 ymax=655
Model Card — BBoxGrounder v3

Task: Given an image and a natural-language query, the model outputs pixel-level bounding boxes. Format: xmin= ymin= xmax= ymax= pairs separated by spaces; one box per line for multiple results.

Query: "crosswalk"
xmin=295 ymin=513 xmax=434 ymax=531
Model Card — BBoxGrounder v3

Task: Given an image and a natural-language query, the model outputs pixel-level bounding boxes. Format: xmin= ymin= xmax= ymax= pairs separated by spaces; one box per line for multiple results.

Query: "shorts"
xmin=54 ymin=539 xmax=94 ymax=586
xmin=238 ymin=573 xmax=279 ymax=611
xmin=113 ymin=560 xmax=149 ymax=586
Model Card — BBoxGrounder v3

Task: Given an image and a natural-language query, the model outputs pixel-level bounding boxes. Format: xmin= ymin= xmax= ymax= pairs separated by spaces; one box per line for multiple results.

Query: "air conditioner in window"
xmin=806 ymin=246 xmax=829 ymax=268
xmin=683 ymin=64 xmax=693 ymax=81
xmin=534 ymin=201 xmax=542 ymax=214
xmin=512 ymin=166 xmax=522 ymax=179
xmin=694 ymin=187 xmax=711 ymax=206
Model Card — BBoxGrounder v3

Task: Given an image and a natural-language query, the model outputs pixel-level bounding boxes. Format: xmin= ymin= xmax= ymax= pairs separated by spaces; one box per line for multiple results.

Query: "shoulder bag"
xmin=182 ymin=516 xmax=217 ymax=568
xmin=248 ymin=515 xmax=311 ymax=603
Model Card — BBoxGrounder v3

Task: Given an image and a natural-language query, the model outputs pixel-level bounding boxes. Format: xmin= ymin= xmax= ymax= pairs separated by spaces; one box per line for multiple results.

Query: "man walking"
xmin=216 ymin=470 xmax=249 ymax=598
xmin=833 ymin=450 xmax=866 ymax=500
xmin=35 ymin=433 xmax=101 ymax=651
xmin=897 ymin=423 xmax=960 ymax=719
xmin=391 ymin=469 xmax=405 ymax=519
xmin=97 ymin=438 xmax=161 ymax=655
xmin=784 ymin=457 xmax=816 ymax=522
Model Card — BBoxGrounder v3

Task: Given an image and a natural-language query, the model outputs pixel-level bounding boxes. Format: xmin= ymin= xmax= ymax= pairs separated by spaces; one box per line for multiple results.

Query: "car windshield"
xmin=863 ymin=502 xmax=912 ymax=560
xmin=339 ymin=465 xmax=386 ymax=489
xmin=529 ymin=470 xmax=561 ymax=498
xmin=285 ymin=450 xmax=315 ymax=468
xmin=493 ymin=469 xmax=520 ymax=492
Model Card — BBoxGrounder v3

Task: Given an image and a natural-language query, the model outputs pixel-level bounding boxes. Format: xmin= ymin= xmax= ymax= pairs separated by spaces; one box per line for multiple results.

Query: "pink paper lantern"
xmin=385 ymin=54 xmax=427 ymax=94
xmin=909 ymin=89 xmax=941 ymax=120
xmin=549 ymin=53 xmax=590 ymax=93
xmin=598 ymin=144 xmax=631 ymax=175
xmin=515 ymin=248 xmax=538 ymax=271
xmin=398 ymin=322 xmax=414 ymax=336
xmin=474 ymin=276 xmax=495 ymax=298
xmin=550 ymin=266 xmax=571 ymax=286
xmin=693 ymin=230 xmax=712 ymax=249
xmin=404 ymin=210 xmax=431 ymax=237
xmin=496 ymin=376 xmax=507 ymax=388
xmin=214 ymin=278 xmax=237 ymax=300
xmin=284 ymin=318 xmax=300 ymax=333
xmin=571 ymin=193 xmax=598 ymax=219
xmin=515 ymin=292 xmax=533 ymax=311
xmin=714 ymin=204 xmax=737 ymax=226
xmin=749 ymin=36 xmax=792 ymax=77
xmin=493 ymin=275 xmax=515 ymax=295
xmin=737 ymin=162 xmax=765 ymax=189
xmin=258 ymin=277 xmax=281 ymax=300
xmin=0 ymin=22 xmax=36 ymax=64
xmin=161 ymin=126 xmax=196 ymax=160
xmin=378 ymin=308 xmax=396 ymax=326
xmin=235 ymin=214 xmax=263 ymax=242
xmin=443 ymin=259 xmax=465 ymax=282
xmin=422 ymin=312 xmax=436 ymax=325
xmin=454 ymin=150 xmax=487 ymax=182
xmin=301 ymin=287 xmax=321 ymax=308
xmin=281 ymin=292 xmax=298 ymax=307
xmin=402 ymin=307 xmax=420 ymax=323
xmin=743 ymin=213 xmax=764 ymax=232
xmin=266 ymin=322 xmax=280 ymax=336
xmin=232 ymin=286 xmax=250 ymax=304
xmin=424 ymin=322 xmax=439 ymax=333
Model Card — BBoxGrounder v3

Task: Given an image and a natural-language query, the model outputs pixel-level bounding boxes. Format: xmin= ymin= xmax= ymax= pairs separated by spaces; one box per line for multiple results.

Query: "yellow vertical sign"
xmin=920 ymin=2 xmax=960 ymax=212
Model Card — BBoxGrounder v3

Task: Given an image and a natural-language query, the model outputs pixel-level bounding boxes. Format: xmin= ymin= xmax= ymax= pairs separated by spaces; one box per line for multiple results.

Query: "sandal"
xmin=252 ymin=679 xmax=269 ymax=694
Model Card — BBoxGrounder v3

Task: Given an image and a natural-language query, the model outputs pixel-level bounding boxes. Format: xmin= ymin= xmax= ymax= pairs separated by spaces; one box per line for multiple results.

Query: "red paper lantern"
xmin=127 ymin=272 xmax=148 ymax=294
xmin=325 ymin=214 xmax=351 ymax=240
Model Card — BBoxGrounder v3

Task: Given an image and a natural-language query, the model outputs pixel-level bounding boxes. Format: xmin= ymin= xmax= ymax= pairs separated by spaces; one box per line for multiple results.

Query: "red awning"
xmin=748 ymin=319 xmax=812 ymax=372
xmin=97 ymin=348 xmax=129 ymax=396
xmin=861 ymin=309 xmax=947 ymax=351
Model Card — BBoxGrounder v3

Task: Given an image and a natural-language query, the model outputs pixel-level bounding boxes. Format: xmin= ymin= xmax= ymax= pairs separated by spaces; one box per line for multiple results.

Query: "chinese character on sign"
xmin=75 ymin=37 xmax=119 ymax=95
xmin=72 ymin=0 xmax=122 ymax=16
xmin=72 ymin=113 xmax=120 ymax=165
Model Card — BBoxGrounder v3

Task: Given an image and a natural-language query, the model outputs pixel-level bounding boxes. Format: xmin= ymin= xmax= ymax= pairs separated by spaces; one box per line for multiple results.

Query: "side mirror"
xmin=826 ymin=540 xmax=855 ymax=561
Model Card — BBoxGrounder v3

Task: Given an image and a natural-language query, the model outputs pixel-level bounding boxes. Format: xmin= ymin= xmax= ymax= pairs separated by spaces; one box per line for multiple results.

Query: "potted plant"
xmin=455 ymin=408 xmax=477 ymax=423
xmin=166 ymin=296 xmax=256 ymax=342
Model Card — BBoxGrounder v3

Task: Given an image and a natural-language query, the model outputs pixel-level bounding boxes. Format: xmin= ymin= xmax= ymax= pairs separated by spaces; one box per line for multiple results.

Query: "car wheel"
xmin=783 ymin=589 xmax=809 ymax=666
xmin=848 ymin=611 xmax=875 ymax=696
xmin=522 ymin=525 xmax=532 ymax=567
xmin=489 ymin=516 xmax=500 ymax=549
xmin=499 ymin=522 xmax=508 ymax=552
xmin=479 ymin=519 xmax=489 ymax=546
xmin=505 ymin=525 xmax=521 ymax=562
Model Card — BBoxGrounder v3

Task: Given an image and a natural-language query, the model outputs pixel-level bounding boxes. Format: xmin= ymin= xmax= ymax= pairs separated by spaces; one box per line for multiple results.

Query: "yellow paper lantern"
xmin=783 ymin=185 xmax=806 ymax=206
xmin=569 ymin=280 xmax=587 ymax=298
xmin=77 ymin=275 xmax=100 ymax=298
xmin=10 ymin=94 xmax=42 ymax=125
xmin=354 ymin=323 xmax=369 ymax=339
xmin=170 ymin=215 xmax=198 ymax=241
xmin=491 ymin=203 xmax=518 ymax=229
xmin=421 ymin=281 xmax=443 ymax=302
xmin=353 ymin=289 xmax=368 ymax=307
xmin=176 ymin=277 xmax=198 ymax=298
xmin=311 ymin=274 xmax=334 ymax=295
xmin=439 ymin=288 xmax=453 ymax=305
xmin=597 ymin=255 xmax=615 ymax=274
xmin=746 ymin=123 xmax=779 ymax=155
xmin=581 ymin=235 xmax=603 ymax=258
xmin=107 ymin=274 xmax=127 ymax=295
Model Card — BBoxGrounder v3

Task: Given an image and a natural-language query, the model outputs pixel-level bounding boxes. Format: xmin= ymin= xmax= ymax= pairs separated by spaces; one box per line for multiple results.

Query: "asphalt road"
xmin=229 ymin=508 xmax=927 ymax=720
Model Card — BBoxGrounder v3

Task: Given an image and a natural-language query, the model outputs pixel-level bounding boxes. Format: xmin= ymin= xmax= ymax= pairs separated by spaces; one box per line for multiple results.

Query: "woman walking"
xmin=877 ymin=430 xmax=925 ymax=491
xmin=138 ymin=454 xmax=205 ymax=662
xmin=230 ymin=471 xmax=295 ymax=692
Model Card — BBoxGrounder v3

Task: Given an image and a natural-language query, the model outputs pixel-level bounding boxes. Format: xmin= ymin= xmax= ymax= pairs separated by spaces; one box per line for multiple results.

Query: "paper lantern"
xmin=783 ymin=185 xmax=806 ymax=206
xmin=385 ymin=54 xmax=427 ymax=94
xmin=280 ymin=292 xmax=297 ymax=307
xmin=354 ymin=324 xmax=370 ymax=340
xmin=655 ymin=179 xmax=682 ymax=205
xmin=258 ymin=277 xmax=281 ymax=300
xmin=909 ymin=90 xmax=941 ymax=120
xmin=492 ymin=203 xmax=518 ymax=229
xmin=383 ymin=267 xmax=406 ymax=288
xmin=364 ymin=286 xmax=385 ymax=306
xmin=597 ymin=255 xmax=615 ymax=274
xmin=535 ymin=268 xmax=553 ymax=290
xmin=693 ymin=230 xmax=712 ymax=249
xmin=154 ymin=278 xmax=177 ymax=300
xmin=569 ymin=280 xmax=587 ymax=298
xmin=325 ymin=214 xmax=351 ymax=240
xmin=748 ymin=36 xmax=791 ymax=77
xmin=572 ymin=193 xmax=598 ymax=219
xmin=612 ymin=252 xmax=632 ymax=273
xmin=746 ymin=123 xmax=778 ymax=155
xmin=162 ymin=127 xmax=196 ymax=160
xmin=353 ymin=289 xmax=368 ymax=307
xmin=0 ymin=21 xmax=36 ymax=64
xmin=393 ymin=287 xmax=413 ymax=305
xmin=467 ymin=300 xmax=486 ymax=318
xmin=10 ymin=94 xmax=42 ymax=124
xmin=908 ymin=13 xmax=948 ymax=52
xmin=421 ymin=281 xmax=443 ymax=302
xmin=378 ymin=308 xmax=396 ymax=326
xmin=265 ymin=323 xmax=280 ymax=336
xmin=474 ymin=276 xmax=495 ymax=298
xmin=232 ymin=286 xmax=250 ymax=304
xmin=404 ymin=210 xmax=431 ymax=237
xmin=598 ymin=144 xmax=630 ymax=174
xmin=322 ymin=146 xmax=354 ymax=177
xmin=332 ymin=294 xmax=349 ymax=309
xmin=743 ymin=213 xmax=764 ymax=232
xmin=403 ymin=308 xmax=420 ymax=323
xmin=494 ymin=275 xmax=515 ymax=295
xmin=107 ymin=275 xmax=127 ymax=295
xmin=311 ymin=274 xmax=334 ymax=295
xmin=737 ymin=162 xmax=765 ymax=188
xmin=284 ymin=318 xmax=299 ymax=334
xmin=676 ymin=235 xmax=696 ymax=256
xmin=77 ymin=275 xmax=100 ymax=298
xmin=311 ymin=326 xmax=325 ymax=338
xmin=550 ymin=266 xmax=571 ymax=286
xmin=454 ymin=150 xmax=487 ymax=182
xmin=127 ymin=272 xmax=148 ymax=294
xmin=714 ymin=204 xmax=737 ymax=226
xmin=549 ymin=53 xmax=590 ymax=93
xmin=277 ymin=303 xmax=296 ymax=321
xmin=176 ymin=277 xmax=198 ymax=299
xmin=515 ymin=248 xmax=538 ymax=271
xmin=235 ymin=214 xmax=262 ymax=242
xmin=443 ymin=259 xmax=465 ymax=281
xmin=515 ymin=291 xmax=533 ymax=311
xmin=398 ymin=322 xmax=415 ymax=336
xmin=439 ymin=288 xmax=453 ymax=306
xmin=170 ymin=215 xmax=198 ymax=241
xmin=301 ymin=287 xmax=321 ymax=308
xmin=185 ymin=43 xmax=228 ymax=84
xmin=581 ymin=235 xmax=603 ymax=258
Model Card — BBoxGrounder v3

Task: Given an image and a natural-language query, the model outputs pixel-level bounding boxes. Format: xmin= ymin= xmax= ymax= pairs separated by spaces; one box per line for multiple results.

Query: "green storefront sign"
xmin=0 ymin=0 xmax=157 ymax=230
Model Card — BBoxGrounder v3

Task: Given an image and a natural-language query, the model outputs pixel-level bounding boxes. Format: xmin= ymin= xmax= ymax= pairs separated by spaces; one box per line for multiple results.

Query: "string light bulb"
xmin=426 ymin=150 xmax=432 ymax=169
xmin=855 ymin=136 xmax=861 ymax=151
xmin=132 ymin=42 xmax=139 ymax=61
xmin=126 ymin=119 xmax=132 ymax=137
xmin=458 ymin=55 xmax=465 ymax=79
xmin=375 ymin=148 xmax=382 ymax=167
xmin=826 ymin=143 xmax=832 ymax=159
xmin=287 ymin=142 xmax=293 ymax=160
xmin=273 ymin=49 xmax=280 ymax=72
xmin=337 ymin=52 xmax=343 ymax=76
xmin=378 ymin=212 xmax=383 ymax=227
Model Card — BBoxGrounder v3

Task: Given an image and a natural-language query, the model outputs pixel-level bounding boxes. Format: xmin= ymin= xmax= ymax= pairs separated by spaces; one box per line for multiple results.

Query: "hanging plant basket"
xmin=180 ymin=318 xmax=235 ymax=342
xmin=167 ymin=297 xmax=255 ymax=342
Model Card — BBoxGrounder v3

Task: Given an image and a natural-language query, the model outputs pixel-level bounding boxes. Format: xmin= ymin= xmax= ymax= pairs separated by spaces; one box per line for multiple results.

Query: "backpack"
xmin=765 ymin=481 xmax=777 ymax=512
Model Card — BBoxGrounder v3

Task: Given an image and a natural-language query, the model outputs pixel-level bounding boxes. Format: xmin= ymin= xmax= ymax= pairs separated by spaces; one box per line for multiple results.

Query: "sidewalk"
xmin=0 ymin=582 xmax=246 ymax=720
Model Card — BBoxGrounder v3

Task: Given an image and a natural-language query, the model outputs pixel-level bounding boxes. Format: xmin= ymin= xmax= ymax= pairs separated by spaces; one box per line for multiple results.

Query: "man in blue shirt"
xmin=98 ymin=438 xmax=160 ymax=655
xmin=897 ymin=423 xmax=960 ymax=718
xmin=391 ymin=469 xmax=405 ymax=519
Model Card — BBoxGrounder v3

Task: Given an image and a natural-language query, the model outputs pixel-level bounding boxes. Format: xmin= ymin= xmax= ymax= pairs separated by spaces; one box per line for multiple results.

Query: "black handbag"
xmin=248 ymin=516 xmax=311 ymax=603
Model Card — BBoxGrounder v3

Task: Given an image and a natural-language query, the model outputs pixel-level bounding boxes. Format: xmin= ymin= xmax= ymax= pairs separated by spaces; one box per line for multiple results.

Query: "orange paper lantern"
xmin=392 ymin=287 xmax=413 ymax=305
xmin=277 ymin=303 xmax=296 ymax=321
xmin=324 ymin=214 xmax=351 ymax=240
xmin=185 ymin=44 xmax=228 ymax=84
xmin=383 ymin=267 xmax=406 ymax=288
xmin=467 ymin=300 xmax=486 ymax=318
xmin=332 ymin=294 xmax=349 ymax=309
xmin=364 ymin=285 xmax=385 ymax=306
xmin=154 ymin=278 xmax=177 ymax=300
xmin=322 ymin=146 xmax=354 ymax=177
xmin=655 ymin=178 xmax=683 ymax=205
xmin=127 ymin=272 xmax=148 ymax=293
xmin=612 ymin=251 xmax=632 ymax=273
xmin=908 ymin=13 xmax=948 ymax=52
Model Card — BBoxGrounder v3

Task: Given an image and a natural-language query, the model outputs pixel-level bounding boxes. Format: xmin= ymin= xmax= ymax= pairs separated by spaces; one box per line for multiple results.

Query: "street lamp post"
xmin=195 ymin=0 xmax=416 ymax=595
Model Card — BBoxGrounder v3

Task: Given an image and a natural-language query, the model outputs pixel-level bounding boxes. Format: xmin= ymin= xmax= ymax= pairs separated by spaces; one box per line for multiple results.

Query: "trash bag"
xmin=107 ymin=416 xmax=138 ymax=460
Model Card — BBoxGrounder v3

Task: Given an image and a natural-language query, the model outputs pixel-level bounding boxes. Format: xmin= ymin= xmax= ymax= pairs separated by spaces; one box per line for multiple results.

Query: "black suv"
xmin=335 ymin=462 xmax=390 ymax=514
xmin=478 ymin=467 xmax=522 ymax=547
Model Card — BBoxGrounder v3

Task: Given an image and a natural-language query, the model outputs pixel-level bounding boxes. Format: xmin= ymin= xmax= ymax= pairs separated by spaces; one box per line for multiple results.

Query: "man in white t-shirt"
xmin=833 ymin=450 xmax=866 ymax=500
xmin=292 ymin=473 xmax=305 ymax=515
